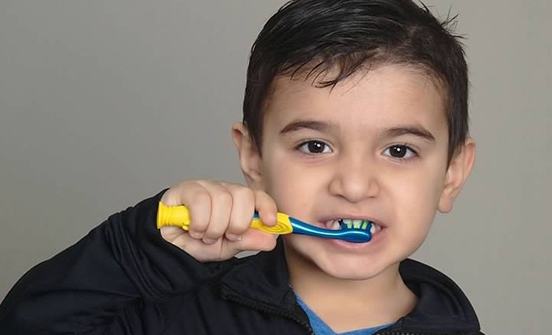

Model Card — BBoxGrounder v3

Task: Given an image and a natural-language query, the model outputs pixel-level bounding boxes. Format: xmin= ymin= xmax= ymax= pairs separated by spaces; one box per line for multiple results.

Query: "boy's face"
xmin=235 ymin=64 xmax=474 ymax=280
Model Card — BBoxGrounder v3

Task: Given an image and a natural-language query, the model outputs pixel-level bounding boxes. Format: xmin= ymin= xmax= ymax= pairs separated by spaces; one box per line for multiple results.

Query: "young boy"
xmin=0 ymin=0 xmax=483 ymax=334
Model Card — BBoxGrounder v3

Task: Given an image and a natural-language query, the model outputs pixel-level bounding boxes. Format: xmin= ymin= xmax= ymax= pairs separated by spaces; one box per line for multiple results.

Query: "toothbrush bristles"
xmin=338 ymin=219 xmax=373 ymax=231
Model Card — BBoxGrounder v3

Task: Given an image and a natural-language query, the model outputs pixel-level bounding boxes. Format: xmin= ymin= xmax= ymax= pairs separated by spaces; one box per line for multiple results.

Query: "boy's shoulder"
xmin=396 ymin=258 xmax=481 ymax=332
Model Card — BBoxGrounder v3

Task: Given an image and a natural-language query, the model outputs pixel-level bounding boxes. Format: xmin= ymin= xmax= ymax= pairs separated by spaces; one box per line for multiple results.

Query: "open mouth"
xmin=324 ymin=218 xmax=383 ymax=235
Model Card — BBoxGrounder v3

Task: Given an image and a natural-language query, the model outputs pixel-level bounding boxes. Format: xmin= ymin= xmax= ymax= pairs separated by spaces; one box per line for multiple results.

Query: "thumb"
xmin=231 ymin=229 xmax=278 ymax=253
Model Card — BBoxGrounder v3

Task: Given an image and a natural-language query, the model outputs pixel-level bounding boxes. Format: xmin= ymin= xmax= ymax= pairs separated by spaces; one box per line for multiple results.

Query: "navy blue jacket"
xmin=0 ymin=191 xmax=484 ymax=334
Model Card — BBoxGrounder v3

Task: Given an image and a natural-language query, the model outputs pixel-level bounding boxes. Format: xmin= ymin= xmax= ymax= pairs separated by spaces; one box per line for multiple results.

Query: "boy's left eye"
xmin=383 ymin=144 xmax=417 ymax=160
xmin=297 ymin=140 xmax=332 ymax=154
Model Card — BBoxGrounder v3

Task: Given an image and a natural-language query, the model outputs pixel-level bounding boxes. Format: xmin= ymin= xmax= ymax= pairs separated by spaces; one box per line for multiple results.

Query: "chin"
xmin=284 ymin=235 xmax=408 ymax=281
xmin=315 ymin=255 xmax=398 ymax=281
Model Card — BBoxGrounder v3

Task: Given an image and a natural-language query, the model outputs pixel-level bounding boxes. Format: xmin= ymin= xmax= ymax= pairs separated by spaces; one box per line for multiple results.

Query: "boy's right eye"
xmin=297 ymin=140 xmax=332 ymax=154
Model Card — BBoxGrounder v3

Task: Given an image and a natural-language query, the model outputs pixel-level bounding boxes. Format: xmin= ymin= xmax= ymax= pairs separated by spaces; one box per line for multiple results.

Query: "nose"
xmin=328 ymin=153 xmax=380 ymax=203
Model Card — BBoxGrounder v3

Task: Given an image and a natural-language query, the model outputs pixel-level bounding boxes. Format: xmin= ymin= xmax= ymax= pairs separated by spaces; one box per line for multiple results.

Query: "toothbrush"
xmin=157 ymin=202 xmax=372 ymax=243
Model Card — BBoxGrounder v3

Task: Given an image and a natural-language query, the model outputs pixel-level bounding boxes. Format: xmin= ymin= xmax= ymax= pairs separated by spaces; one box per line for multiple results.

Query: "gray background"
xmin=0 ymin=1 xmax=550 ymax=333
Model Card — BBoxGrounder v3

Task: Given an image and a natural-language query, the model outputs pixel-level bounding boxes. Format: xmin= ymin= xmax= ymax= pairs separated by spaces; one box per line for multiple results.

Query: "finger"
xmin=196 ymin=180 xmax=232 ymax=244
xmin=254 ymin=190 xmax=278 ymax=226
xmin=159 ymin=226 xmax=186 ymax=244
xmin=224 ymin=185 xmax=255 ymax=241
xmin=177 ymin=181 xmax=212 ymax=240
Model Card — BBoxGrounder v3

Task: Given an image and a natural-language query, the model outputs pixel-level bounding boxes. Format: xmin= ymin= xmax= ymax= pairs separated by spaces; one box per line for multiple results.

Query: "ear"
xmin=231 ymin=122 xmax=264 ymax=188
xmin=438 ymin=138 xmax=476 ymax=213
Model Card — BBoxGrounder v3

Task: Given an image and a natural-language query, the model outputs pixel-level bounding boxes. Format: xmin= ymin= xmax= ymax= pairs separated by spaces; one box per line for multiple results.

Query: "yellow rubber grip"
xmin=157 ymin=202 xmax=293 ymax=235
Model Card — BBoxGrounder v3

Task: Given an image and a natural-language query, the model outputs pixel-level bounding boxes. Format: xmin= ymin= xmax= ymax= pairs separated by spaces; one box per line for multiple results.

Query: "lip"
xmin=324 ymin=225 xmax=387 ymax=249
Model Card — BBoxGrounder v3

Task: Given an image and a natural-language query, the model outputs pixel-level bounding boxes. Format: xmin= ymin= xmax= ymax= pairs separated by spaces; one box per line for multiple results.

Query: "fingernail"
xmin=189 ymin=231 xmax=203 ymax=239
xmin=202 ymin=238 xmax=217 ymax=245
xmin=225 ymin=233 xmax=242 ymax=241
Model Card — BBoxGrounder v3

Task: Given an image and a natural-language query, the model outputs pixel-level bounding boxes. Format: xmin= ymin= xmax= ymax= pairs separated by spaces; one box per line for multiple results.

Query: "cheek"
xmin=391 ymin=164 xmax=446 ymax=233
xmin=262 ymin=156 xmax=326 ymax=211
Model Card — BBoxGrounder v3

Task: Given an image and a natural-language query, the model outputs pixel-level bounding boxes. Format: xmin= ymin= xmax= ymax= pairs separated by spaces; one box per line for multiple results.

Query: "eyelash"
xmin=296 ymin=140 xmax=418 ymax=161
xmin=296 ymin=140 xmax=332 ymax=155
xmin=382 ymin=144 xmax=419 ymax=161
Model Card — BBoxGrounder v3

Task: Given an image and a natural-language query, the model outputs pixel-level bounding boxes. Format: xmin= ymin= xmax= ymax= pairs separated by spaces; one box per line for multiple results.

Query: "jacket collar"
xmin=220 ymin=238 xmax=296 ymax=310
xmin=220 ymin=238 xmax=481 ymax=333
xmin=391 ymin=258 xmax=481 ymax=333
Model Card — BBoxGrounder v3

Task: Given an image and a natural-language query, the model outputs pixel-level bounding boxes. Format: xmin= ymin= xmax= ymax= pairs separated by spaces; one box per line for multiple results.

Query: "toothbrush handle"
xmin=157 ymin=202 xmax=293 ymax=234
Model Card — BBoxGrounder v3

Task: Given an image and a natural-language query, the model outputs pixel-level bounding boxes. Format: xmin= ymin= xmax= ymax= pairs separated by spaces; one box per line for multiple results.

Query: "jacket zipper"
xmin=222 ymin=290 xmax=314 ymax=335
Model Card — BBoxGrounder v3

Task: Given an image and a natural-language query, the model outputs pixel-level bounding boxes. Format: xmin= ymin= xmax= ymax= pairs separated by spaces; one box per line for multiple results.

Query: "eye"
xmin=297 ymin=140 xmax=332 ymax=154
xmin=383 ymin=144 xmax=417 ymax=160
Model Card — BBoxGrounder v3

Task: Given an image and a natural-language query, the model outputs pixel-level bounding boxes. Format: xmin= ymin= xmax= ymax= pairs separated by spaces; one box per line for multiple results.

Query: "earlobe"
xmin=231 ymin=122 xmax=264 ymax=187
xmin=438 ymin=138 xmax=476 ymax=213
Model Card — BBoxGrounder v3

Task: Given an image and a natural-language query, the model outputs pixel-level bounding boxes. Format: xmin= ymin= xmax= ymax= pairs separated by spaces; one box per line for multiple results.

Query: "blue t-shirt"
xmin=296 ymin=295 xmax=394 ymax=335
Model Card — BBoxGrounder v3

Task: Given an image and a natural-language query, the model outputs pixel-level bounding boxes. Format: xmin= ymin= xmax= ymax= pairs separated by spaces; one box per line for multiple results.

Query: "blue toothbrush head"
xmin=289 ymin=217 xmax=372 ymax=243
xmin=336 ymin=219 xmax=373 ymax=243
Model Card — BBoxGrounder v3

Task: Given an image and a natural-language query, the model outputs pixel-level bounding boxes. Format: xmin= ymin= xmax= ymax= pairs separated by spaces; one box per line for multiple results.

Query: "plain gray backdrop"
xmin=1 ymin=1 xmax=550 ymax=334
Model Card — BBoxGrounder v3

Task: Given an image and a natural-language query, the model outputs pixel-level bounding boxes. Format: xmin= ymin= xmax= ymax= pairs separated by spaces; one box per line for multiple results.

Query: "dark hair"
xmin=242 ymin=0 xmax=468 ymax=163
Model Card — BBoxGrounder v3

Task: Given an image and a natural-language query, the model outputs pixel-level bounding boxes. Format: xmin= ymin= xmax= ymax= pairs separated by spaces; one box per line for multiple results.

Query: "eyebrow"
xmin=279 ymin=119 xmax=436 ymax=142
xmin=382 ymin=126 xmax=436 ymax=142
xmin=279 ymin=120 xmax=336 ymax=134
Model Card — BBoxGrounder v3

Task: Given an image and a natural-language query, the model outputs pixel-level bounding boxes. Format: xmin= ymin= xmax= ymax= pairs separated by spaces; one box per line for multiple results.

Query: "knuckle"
xmin=188 ymin=211 xmax=209 ymax=232
xmin=192 ymin=189 xmax=211 ymax=204
xmin=233 ymin=188 xmax=255 ymax=210
xmin=212 ymin=194 xmax=232 ymax=210
xmin=160 ymin=193 xmax=179 ymax=206
xmin=190 ymin=219 xmax=208 ymax=232
xmin=182 ymin=180 xmax=201 ymax=191
xmin=235 ymin=186 xmax=254 ymax=200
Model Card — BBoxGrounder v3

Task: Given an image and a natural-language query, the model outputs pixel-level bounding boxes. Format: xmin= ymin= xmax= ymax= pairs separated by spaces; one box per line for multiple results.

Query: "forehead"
xmin=262 ymin=64 xmax=448 ymax=136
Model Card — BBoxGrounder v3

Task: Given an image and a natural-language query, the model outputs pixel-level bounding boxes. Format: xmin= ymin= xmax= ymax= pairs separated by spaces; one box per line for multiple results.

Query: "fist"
xmin=159 ymin=180 xmax=278 ymax=262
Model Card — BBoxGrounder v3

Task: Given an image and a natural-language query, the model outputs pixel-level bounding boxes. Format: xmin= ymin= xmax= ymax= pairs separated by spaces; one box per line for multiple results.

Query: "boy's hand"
xmin=159 ymin=180 xmax=278 ymax=262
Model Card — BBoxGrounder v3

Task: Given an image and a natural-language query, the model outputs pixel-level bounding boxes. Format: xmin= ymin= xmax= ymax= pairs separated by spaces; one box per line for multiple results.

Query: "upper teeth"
xmin=339 ymin=218 xmax=372 ymax=230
